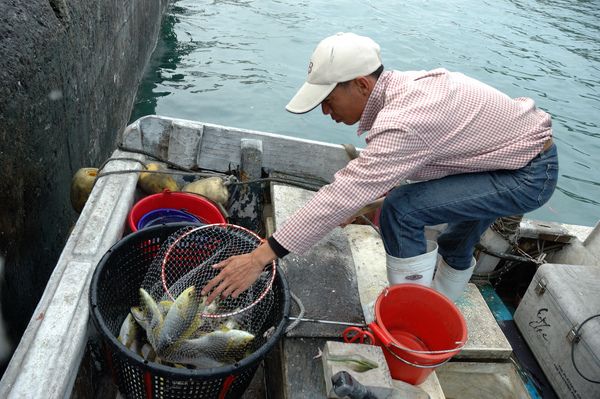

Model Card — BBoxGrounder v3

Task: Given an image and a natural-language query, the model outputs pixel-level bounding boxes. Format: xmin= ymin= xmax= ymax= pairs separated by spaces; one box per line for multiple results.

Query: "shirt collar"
xmin=357 ymin=70 xmax=391 ymax=136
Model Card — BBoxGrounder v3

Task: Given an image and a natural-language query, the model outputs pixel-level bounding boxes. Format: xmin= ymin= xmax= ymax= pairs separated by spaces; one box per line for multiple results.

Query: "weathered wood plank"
xmin=124 ymin=116 xmax=357 ymax=183
xmin=519 ymin=219 xmax=577 ymax=243
xmin=231 ymin=138 xmax=263 ymax=231
xmin=281 ymin=337 xmax=331 ymax=399
xmin=198 ymin=124 xmax=355 ymax=183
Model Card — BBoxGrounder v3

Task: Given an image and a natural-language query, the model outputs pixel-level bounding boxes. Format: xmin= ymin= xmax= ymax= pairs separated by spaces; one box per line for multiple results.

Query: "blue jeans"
xmin=379 ymin=144 xmax=558 ymax=270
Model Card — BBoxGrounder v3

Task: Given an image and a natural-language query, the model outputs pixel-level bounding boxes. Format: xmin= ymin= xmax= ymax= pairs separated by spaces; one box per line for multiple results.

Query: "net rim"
xmin=159 ymin=223 xmax=277 ymax=319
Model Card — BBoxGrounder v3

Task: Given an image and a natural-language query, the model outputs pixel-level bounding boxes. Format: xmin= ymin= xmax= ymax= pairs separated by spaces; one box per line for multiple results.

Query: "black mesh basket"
xmin=89 ymin=223 xmax=290 ymax=399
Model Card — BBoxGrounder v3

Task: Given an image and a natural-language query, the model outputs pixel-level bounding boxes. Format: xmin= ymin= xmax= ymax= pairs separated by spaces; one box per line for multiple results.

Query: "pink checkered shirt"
xmin=272 ymin=69 xmax=553 ymax=254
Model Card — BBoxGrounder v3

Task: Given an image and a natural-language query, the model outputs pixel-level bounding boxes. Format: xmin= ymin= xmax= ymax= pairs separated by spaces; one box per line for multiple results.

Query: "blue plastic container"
xmin=136 ymin=208 xmax=201 ymax=230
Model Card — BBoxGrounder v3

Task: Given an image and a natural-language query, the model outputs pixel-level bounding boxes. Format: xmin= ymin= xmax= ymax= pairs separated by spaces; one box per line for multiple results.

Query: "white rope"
xmin=285 ymin=291 xmax=305 ymax=333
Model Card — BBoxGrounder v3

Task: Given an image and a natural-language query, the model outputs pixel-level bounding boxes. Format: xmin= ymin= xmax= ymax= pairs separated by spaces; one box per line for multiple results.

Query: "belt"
xmin=542 ymin=138 xmax=553 ymax=152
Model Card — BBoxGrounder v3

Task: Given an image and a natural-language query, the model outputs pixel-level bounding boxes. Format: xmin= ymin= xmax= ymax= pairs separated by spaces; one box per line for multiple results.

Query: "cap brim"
xmin=285 ymin=81 xmax=337 ymax=114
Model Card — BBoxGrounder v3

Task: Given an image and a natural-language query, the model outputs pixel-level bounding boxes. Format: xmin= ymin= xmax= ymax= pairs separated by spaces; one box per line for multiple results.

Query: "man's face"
xmin=320 ymin=80 xmax=368 ymax=125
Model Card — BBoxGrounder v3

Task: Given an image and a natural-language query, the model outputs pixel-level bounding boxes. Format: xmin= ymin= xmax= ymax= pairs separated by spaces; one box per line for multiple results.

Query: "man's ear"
xmin=355 ymin=76 xmax=374 ymax=96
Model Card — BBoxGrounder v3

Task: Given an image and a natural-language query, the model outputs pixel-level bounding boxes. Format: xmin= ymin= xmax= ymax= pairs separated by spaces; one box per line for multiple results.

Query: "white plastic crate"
xmin=514 ymin=263 xmax=600 ymax=399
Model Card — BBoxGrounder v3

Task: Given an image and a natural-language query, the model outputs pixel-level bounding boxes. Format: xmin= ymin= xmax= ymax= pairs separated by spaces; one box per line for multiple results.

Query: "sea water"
xmin=130 ymin=0 xmax=600 ymax=227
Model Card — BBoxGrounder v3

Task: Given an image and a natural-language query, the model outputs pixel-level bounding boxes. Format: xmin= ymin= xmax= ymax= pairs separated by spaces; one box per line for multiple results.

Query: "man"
xmin=201 ymin=32 xmax=558 ymax=303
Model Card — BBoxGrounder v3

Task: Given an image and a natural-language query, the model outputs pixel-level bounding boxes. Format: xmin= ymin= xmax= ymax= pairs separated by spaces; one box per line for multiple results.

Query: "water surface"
xmin=130 ymin=0 xmax=600 ymax=227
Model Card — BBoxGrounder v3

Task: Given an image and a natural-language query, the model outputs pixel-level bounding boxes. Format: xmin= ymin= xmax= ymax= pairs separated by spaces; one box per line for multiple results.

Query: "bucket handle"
xmin=382 ymin=344 xmax=452 ymax=369
xmin=369 ymin=321 xmax=393 ymax=347
xmin=369 ymin=321 xmax=465 ymax=355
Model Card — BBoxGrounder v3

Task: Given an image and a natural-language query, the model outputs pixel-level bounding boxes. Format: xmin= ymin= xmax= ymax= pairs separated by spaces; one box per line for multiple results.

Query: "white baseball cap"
xmin=285 ymin=32 xmax=382 ymax=114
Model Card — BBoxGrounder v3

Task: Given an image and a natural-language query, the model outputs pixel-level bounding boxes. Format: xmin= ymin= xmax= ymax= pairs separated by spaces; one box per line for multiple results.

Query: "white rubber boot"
xmin=386 ymin=241 xmax=438 ymax=287
xmin=432 ymin=256 xmax=476 ymax=302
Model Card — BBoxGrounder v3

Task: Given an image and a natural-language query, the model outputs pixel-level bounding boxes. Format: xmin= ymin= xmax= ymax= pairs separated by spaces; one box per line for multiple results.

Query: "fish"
xmin=131 ymin=299 xmax=174 ymax=331
xmin=221 ymin=317 xmax=241 ymax=331
xmin=117 ymin=313 xmax=140 ymax=349
xmin=158 ymin=300 xmax=174 ymax=316
xmin=135 ymin=289 xmax=170 ymax=345
xmin=175 ymin=356 xmax=227 ymax=369
xmin=131 ymin=285 xmax=253 ymax=370
xmin=164 ymin=327 xmax=255 ymax=368
xmin=129 ymin=337 xmax=143 ymax=355
xmin=201 ymin=297 xmax=228 ymax=315
xmin=130 ymin=305 xmax=149 ymax=331
xmin=140 ymin=342 xmax=157 ymax=361
xmin=185 ymin=298 xmax=239 ymax=338
xmin=326 ymin=354 xmax=379 ymax=373
xmin=139 ymin=288 xmax=164 ymax=328
xmin=139 ymin=288 xmax=163 ymax=320
xmin=201 ymin=327 xmax=254 ymax=361
xmin=156 ymin=286 xmax=203 ymax=356
xmin=185 ymin=295 xmax=216 ymax=334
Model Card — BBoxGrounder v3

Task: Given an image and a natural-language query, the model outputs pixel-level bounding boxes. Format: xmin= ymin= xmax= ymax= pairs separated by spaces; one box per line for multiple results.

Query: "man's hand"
xmin=201 ymin=242 xmax=277 ymax=305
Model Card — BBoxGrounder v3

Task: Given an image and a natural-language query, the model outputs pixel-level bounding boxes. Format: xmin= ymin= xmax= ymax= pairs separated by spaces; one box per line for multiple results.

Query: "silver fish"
xmin=130 ymin=305 xmax=149 ymax=331
xmin=190 ymin=310 xmax=242 ymax=338
xmin=164 ymin=327 xmax=255 ymax=368
xmin=131 ymin=299 xmax=173 ymax=332
xmin=156 ymin=286 xmax=203 ymax=356
xmin=139 ymin=288 xmax=165 ymax=343
xmin=140 ymin=342 xmax=157 ymax=362
xmin=158 ymin=300 xmax=174 ymax=316
xmin=117 ymin=313 xmax=140 ymax=349
xmin=139 ymin=288 xmax=164 ymax=325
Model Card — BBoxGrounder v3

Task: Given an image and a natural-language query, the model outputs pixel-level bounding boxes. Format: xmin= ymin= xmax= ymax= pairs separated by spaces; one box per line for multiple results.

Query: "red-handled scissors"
xmin=343 ymin=327 xmax=375 ymax=345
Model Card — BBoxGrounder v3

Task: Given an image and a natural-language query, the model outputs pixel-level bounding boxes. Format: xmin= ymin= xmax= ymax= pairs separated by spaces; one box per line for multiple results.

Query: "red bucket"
xmin=369 ymin=284 xmax=467 ymax=385
xmin=128 ymin=189 xmax=226 ymax=232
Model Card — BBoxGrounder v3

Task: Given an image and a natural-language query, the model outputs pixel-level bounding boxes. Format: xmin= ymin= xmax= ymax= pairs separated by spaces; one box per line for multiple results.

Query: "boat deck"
xmin=263 ymin=182 xmax=536 ymax=398
xmin=100 ymin=182 xmax=542 ymax=399
xmin=105 ymin=170 xmax=563 ymax=399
